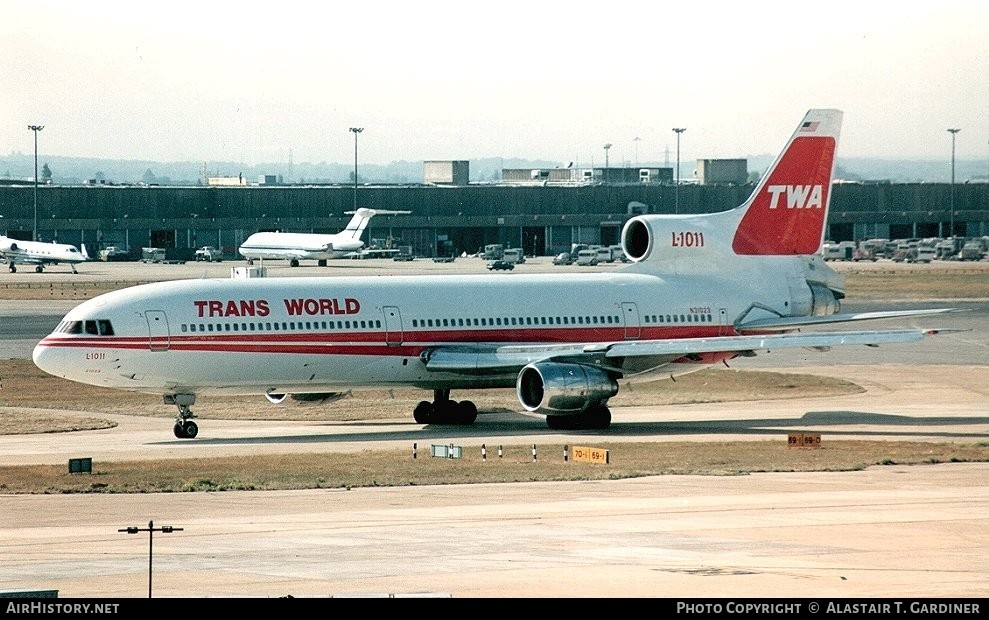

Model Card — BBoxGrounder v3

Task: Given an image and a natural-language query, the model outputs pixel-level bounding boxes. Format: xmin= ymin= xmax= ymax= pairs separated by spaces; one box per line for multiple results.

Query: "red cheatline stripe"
xmin=36 ymin=326 xmax=729 ymax=354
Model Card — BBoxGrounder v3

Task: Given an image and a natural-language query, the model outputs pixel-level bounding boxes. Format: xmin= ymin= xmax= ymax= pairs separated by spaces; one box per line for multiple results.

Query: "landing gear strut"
xmin=412 ymin=389 xmax=478 ymax=425
xmin=165 ymin=393 xmax=199 ymax=438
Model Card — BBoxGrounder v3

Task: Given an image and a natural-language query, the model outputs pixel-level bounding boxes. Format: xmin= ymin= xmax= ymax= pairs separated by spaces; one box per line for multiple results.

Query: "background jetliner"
xmin=238 ymin=208 xmax=411 ymax=266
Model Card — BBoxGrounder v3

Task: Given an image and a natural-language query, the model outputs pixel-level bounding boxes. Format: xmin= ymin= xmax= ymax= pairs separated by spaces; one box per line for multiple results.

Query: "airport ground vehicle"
xmin=98 ymin=246 xmax=131 ymax=261
xmin=552 ymin=252 xmax=573 ymax=265
xmin=195 ymin=246 xmax=222 ymax=262
xmin=392 ymin=253 xmax=414 ymax=261
xmin=486 ymin=259 xmax=514 ymax=270
xmin=960 ymin=241 xmax=985 ymax=261
xmin=502 ymin=248 xmax=525 ymax=264
xmin=483 ymin=244 xmax=504 ymax=260
xmin=142 ymin=248 xmax=167 ymax=263
xmin=575 ymin=249 xmax=599 ymax=266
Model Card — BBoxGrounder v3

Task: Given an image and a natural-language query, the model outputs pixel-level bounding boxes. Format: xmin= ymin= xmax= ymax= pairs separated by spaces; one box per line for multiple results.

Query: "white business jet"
xmin=0 ymin=235 xmax=90 ymax=273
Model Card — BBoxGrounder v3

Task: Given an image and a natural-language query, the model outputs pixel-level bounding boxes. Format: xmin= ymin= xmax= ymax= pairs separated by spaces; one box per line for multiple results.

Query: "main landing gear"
xmin=164 ymin=393 xmax=199 ymax=438
xmin=545 ymin=404 xmax=612 ymax=430
xmin=413 ymin=389 xmax=478 ymax=425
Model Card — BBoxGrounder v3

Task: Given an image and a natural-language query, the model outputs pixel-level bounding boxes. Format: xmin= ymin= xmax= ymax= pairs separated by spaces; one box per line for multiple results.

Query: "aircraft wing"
xmin=0 ymin=252 xmax=43 ymax=266
xmin=736 ymin=308 xmax=960 ymax=332
xmin=421 ymin=327 xmax=951 ymax=376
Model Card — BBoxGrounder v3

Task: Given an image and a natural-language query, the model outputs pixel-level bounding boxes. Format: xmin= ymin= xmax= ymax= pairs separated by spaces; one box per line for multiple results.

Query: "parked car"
xmin=486 ymin=260 xmax=514 ymax=271
xmin=552 ymin=252 xmax=572 ymax=265
xmin=392 ymin=253 xmax=414 ymax=261
xmin=432 ymin=255 xmax=455 ymax=263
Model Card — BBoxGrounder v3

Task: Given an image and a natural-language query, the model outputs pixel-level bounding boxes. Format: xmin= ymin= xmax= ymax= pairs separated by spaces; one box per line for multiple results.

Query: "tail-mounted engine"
xmin=807 ymin=282 xmax=841 ymax=316
xmin=621 ymin=212 xmax=736 ymax=268
xmin=516 ymin=362 xmax=618 ymax=414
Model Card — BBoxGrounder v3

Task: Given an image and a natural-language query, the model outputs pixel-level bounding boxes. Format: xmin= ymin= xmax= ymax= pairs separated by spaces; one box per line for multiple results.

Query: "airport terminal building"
xmin=1 ymin=172 xmax=986 ymax=260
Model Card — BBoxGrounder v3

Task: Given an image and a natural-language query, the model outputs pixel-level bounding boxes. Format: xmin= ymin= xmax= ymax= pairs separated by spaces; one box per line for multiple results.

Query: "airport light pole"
xmin=349 ymin=127 xmax=363 ymax=212
xmin=603 ymin=143 xmax=612 ymax=180
xmin=28 ymin=124 xmax=44 ymax=241
xmin=633 ymin=136 xmax=640 ymax=167
xmin=673 ymin=127 xmax=686 ymax=214
xmin=118 ymin=520 xmax=183 ymax=598
xmin=947 ymin=128 xmax=960 ymax=238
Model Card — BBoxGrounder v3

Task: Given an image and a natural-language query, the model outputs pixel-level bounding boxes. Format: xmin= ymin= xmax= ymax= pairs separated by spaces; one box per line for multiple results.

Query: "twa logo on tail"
xmin=766 ymin=185 xmax=824 ymax=209
xmin=732 ymin=109 xmax=841 ymax=255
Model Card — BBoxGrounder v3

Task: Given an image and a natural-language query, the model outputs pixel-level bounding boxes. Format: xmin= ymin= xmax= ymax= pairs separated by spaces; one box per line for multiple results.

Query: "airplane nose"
xmin=32 ymin=340 xmax=60 ymax=376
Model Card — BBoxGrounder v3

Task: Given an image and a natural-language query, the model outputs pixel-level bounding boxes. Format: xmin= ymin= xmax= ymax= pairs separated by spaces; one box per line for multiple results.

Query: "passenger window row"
xmin=411 ymin=315 xmax=621 ymax=328
xmin=180 ymin=319 xmax=384 ymax=333
xmin=644 ymin=314 xmax=713 ymax=324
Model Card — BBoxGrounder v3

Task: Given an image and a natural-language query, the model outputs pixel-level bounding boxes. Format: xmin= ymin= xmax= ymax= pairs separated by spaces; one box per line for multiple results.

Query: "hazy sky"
xmin=3 ymin=1 xmax=987 ymax=166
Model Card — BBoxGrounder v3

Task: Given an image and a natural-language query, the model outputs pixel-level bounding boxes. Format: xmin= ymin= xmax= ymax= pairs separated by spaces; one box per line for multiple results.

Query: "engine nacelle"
xmin=289 ymin=392 xmax=350 ymax=404
xmin=516 ymin=362 xmax=618 ymax=414
xmin=621 ymin=212 xmax=734 ymax=266
xmin=265 ymin=392 xmax=351 ymax=405
xmin=265 ymin=392 xmax=287 ymax=404
xmin=808 ymin=282 xmax=841 ymax=316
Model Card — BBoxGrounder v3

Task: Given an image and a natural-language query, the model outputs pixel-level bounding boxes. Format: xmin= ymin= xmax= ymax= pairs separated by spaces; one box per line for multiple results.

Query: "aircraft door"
xmin=620 ymin=302 xmax=641 ymax=340
xmin=146 ymin=310 xmax=170 ymax=351
xmin=383 ymin=306 xmax=403 ymax=346
xmin=718 ymin=308 xmax=730 ymax=336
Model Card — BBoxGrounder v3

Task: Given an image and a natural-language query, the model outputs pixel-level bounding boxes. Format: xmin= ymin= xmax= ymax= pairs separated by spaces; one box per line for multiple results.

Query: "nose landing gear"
xmin=164 ymin=393 xmax=199 ymax=438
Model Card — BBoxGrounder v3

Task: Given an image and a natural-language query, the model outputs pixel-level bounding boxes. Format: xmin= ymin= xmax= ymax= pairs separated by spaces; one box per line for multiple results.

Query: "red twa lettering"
xmin=193 ymin=299 xmax=270 ymax=318
xmin=766 ymin=184 xmax=823 ymax=209
xmin=283 ymin=298 xmax=361 ymax=316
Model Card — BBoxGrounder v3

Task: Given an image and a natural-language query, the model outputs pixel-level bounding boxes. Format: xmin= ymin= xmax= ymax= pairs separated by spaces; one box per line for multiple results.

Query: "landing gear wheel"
xmin=583 ymin=405 xmax=612 ymax=430
xmin=546 ymin=415 xmax=575 ymax=430
xmin=173 ymin=420 xmax=199 ymax=438
xmin=35 ymin=265 xmax=44 ymax=273
xmin=171 ymin=399 xmax=199 ymax=438
xmin=457 ymin=400 xmax=478 ymax=425
xmin=411 ymin=391 xmax=478 ymax=425
xmin=413 ymin=401 xmax=433 ymax=424
xmin=289 ymin=258 xmax=300 ymax=267
xmin=183 ymin=420 xmax=199 ymax=438
xmin=8 ymin=264 xmax=15 ymax=273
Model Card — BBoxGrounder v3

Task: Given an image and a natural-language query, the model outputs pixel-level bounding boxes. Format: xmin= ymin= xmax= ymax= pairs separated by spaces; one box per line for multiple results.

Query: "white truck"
xmin=195 ymin=246 xmax=222 ymax=262
xmin=575 ymin=249 xmax=599 ymax=266
xmin=502 ymin=248 xmax=525 ymax=264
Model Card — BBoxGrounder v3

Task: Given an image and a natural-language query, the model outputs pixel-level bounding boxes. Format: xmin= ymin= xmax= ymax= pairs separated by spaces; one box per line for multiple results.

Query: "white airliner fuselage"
xmin=0 ymin=236 xmax=90 ymax=273
xmin=33 ymin=110 xmax=954 ymax=439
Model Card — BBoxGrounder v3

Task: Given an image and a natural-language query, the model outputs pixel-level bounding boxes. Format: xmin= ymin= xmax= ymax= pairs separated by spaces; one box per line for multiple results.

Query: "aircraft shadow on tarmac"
xmin=147 ymin=409 xmax=989 ymax=448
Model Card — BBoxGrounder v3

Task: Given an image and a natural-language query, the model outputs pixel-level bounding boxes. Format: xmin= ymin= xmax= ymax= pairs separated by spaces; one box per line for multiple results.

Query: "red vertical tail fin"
xmin=732 ymin=109 xmax=842 ymax=255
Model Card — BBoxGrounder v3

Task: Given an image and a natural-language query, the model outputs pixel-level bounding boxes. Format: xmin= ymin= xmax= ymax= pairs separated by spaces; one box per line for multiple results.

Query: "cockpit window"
xmin=60 ymin=319 xmax=113 ymax=335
